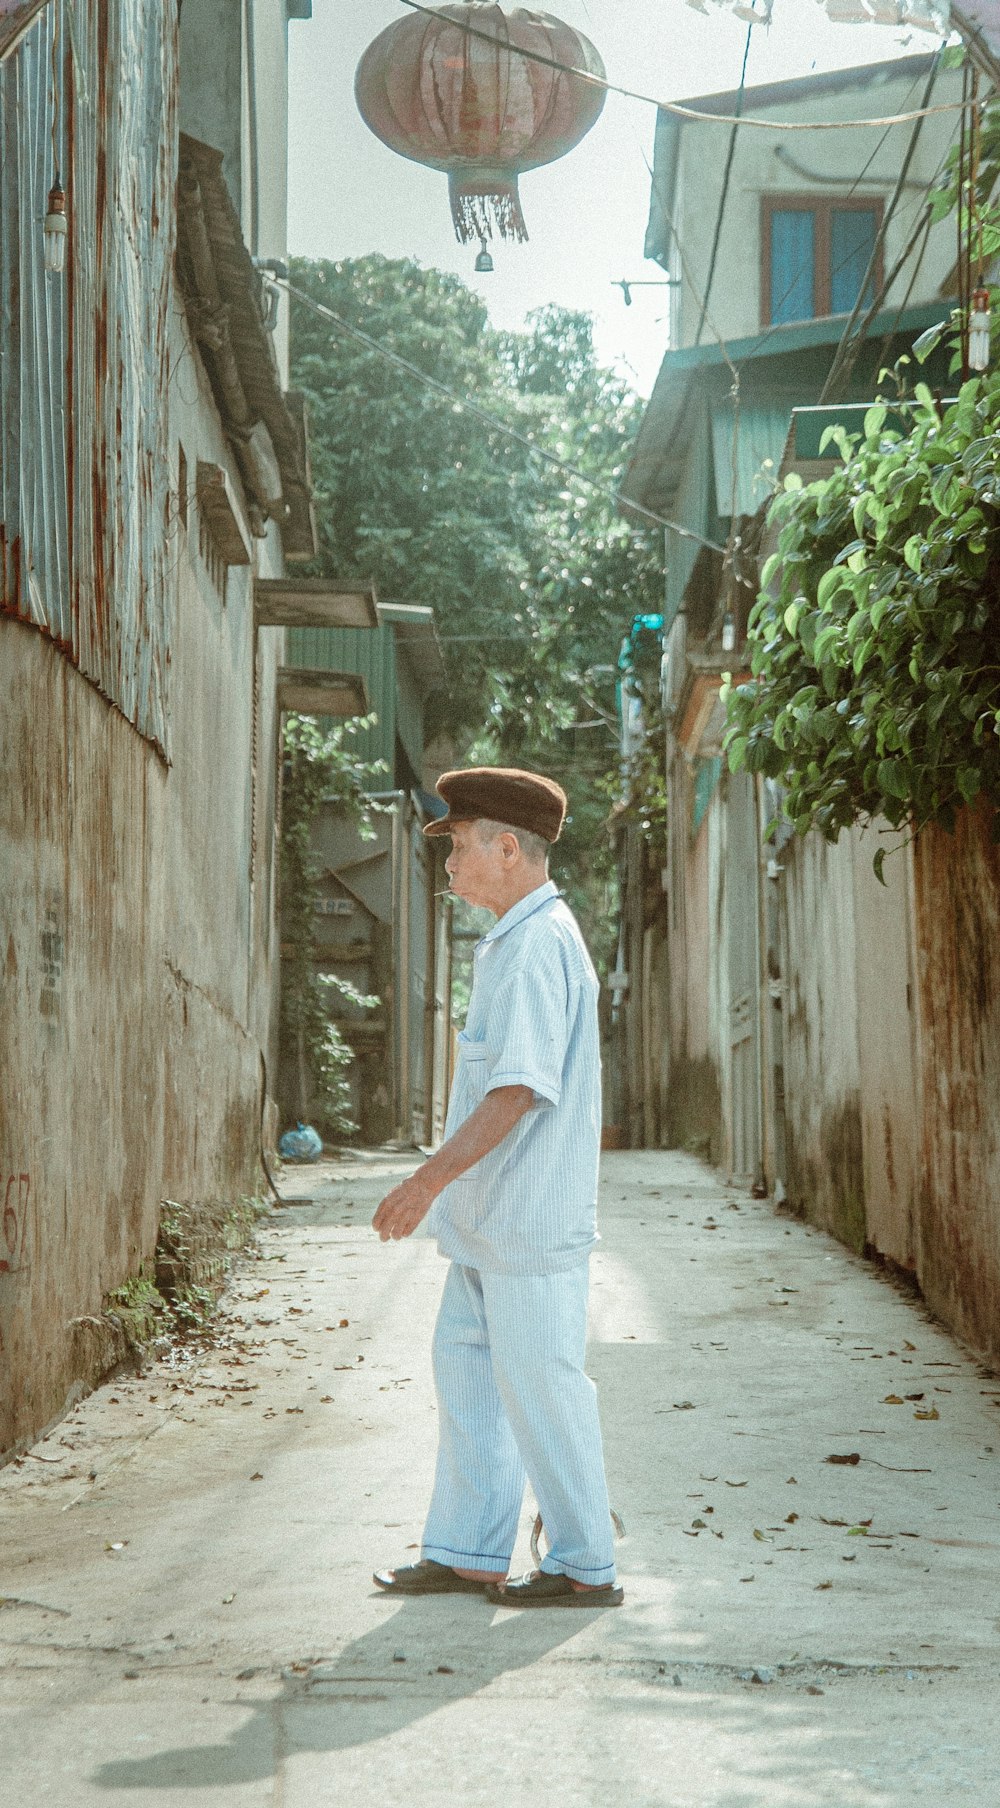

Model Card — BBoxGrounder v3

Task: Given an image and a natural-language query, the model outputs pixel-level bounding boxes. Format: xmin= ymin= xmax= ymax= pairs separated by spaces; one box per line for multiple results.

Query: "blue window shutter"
xmin=770 ymin=210 xmax=815 ymax=324
xmin=830 ymin=208 xmax=878 ymax=314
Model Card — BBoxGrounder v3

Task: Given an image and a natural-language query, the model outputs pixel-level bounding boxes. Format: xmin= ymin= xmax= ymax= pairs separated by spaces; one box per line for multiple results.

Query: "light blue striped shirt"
xmin=427 ymin=880 xmax=601 ymax=1276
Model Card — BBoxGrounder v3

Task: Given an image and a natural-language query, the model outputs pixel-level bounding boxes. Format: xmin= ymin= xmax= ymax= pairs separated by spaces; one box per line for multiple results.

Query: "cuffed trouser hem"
xmin=421 ymin=1543 xmax=512 ymax=1571
xmin=539 ymin=1555 xmax=617 ymax=1586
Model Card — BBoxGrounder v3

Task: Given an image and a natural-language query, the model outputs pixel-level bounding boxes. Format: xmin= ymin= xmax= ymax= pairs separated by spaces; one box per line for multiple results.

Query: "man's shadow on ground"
xmin=92 ymin=1596 xmax=605 ymax=1791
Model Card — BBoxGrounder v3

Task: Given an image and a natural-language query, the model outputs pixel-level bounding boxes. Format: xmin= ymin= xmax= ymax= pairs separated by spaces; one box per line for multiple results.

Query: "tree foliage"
xmin=288 ymin=256 xmax=663 ymax=963
xmin=723 ymin=378 xmax=1000 ymax=874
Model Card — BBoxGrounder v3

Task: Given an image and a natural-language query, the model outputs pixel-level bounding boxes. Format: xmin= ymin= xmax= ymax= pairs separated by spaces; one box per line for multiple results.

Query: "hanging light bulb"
xmin=474 ymin=238 xmax=494 ymax=275
xmin=721 ymin=611 xmax=737 ymax=653
xmin=969 ymin=287 xmax=991 ymax=372
xmin=43 ymin=180 xmax=67 ymax=273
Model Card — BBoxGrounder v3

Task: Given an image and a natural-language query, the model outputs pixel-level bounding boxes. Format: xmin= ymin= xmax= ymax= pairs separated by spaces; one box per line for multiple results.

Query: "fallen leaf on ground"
xmin=815 ymin=1581 xmax=833 ymax=1591
xmin=250 ymin=1472 xmax=264 ymax=1481
xmin=883 ymin=1395 xmax=904 ymax=1405
xmin=725 ymin=1480 xmax=748 ymax=1488
xmin=825 ymin=1453 xmax=861 ymax=1466
xmin=914 ymin=1407 xmax=940 ymax=1420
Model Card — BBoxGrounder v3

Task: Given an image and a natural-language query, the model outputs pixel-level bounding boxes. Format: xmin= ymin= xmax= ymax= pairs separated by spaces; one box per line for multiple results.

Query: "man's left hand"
xmin=372 ymin=1173 xmax=436 ymax=1241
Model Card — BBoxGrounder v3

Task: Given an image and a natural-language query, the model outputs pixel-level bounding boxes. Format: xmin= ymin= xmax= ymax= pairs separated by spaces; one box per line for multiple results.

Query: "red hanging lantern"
xmin=355 ymin=3 xmax=607 ymax=245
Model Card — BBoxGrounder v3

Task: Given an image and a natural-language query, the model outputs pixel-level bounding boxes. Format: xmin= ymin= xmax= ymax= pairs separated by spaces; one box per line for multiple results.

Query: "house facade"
xmin=620 ymin=50 xmax=1000 ymax=1366
xmin=620 ymin=55 xmax=960 ymax=1160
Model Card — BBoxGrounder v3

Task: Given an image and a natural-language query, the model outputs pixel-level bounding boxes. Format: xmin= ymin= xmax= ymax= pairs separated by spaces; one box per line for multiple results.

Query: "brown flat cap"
xmin=423 ymin=766 xmax=567 ymax=843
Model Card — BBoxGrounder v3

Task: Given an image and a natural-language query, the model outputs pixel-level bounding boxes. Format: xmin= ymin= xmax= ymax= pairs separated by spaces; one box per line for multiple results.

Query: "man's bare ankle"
xmin=453 ymin=1565 xmax=508 ymax=1583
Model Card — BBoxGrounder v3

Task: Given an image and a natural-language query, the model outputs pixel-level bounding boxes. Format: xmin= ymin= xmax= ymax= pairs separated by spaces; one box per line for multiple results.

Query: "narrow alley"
xmin=3 ymin=1150 xmax=998 ymax=1807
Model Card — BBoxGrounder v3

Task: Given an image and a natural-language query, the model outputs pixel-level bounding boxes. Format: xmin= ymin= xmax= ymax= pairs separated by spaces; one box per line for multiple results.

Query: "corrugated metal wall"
xmin=0 ymin=0 xmax=176 ymax=752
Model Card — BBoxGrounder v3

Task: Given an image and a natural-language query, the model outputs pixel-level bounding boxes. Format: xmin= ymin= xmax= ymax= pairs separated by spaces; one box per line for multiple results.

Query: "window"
xmin=762 ymin=196 xmax=882 ymax=327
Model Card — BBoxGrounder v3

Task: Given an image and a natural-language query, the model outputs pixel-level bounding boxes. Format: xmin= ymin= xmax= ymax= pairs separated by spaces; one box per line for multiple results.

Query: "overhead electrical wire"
xmin=695 ymin=22 xmax=753 ymax=347
xmin=277 ymin=277 xmax=726 ymax=552
xmin=397 ymin=0 xmax=966 ymax=132
xmin=819 ymin=51 xmax=944 ymax=401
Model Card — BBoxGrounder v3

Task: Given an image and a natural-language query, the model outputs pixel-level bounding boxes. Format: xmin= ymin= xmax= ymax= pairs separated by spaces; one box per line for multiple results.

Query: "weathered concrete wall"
xmin=912 ymin=809 xmax=1000 ymax=1362
xmin=850 ymin=833 xmax=920 ymax=1272
xmin=776 ymin=808 xmax=1000 ymax=1367
xmin=660 ymin=757 xmax=723 ymax=1163
xmin=0 ymin=316 xmax=284 ymax=1453
xmin=0 ymin=0 xmax=292 ymax=1450
xmin=781 ymin=825 xmax=921 ymax=1263
xmin=781 ymin=832 xmax=866 ymax=1251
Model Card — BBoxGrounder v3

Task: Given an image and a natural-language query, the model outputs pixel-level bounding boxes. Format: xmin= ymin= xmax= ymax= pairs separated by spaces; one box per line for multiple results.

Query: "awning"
xmin=377 ymin=603 xmax=447 ymax=696
xmin=276 ymin=669 xmax=370 ymax=718
xmin=256 ymin=578 xmax=379 ymax=631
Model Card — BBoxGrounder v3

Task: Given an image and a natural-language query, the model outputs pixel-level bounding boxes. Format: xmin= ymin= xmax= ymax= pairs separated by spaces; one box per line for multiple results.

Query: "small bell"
xmin=43 ymin=181 xmax=68 ymax=274
xmin=969 ymin=287 xmax=991 ymax=372
xmin=474 ymin=238 xmax=494 ymax=275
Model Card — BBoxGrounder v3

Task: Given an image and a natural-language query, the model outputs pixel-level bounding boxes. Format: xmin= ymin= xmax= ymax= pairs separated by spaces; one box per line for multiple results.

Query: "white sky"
xmin=287 ymin=1 xmax=943 ymax=395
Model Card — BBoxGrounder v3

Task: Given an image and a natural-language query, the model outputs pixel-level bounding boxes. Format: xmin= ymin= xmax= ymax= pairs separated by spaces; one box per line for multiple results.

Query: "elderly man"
xmin=372 ymin=767 xmax=621 ymax=1608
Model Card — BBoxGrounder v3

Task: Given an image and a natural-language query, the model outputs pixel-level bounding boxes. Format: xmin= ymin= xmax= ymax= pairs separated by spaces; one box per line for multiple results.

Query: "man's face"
xmin=444 ymin=821 xmax=506 ymax=914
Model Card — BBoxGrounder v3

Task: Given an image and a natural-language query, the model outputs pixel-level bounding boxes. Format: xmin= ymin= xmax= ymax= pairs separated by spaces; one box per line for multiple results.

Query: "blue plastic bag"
xmin=278 ymin=1121 xmax=323 ymax=1162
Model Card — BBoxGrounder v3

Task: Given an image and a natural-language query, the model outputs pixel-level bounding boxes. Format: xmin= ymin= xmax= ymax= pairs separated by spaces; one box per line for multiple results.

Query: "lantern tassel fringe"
xmin=450 ymin=180 xmax=528 ymax=245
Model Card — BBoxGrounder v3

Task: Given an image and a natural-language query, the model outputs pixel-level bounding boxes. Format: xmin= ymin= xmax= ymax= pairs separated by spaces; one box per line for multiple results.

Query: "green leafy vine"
xmin=724 ymin=374 xmax=1000 ymax=877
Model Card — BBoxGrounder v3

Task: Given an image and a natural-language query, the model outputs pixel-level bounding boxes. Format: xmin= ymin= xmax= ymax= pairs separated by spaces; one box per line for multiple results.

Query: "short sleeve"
xmin=482 ymin=950 xmax=571 ymax=1107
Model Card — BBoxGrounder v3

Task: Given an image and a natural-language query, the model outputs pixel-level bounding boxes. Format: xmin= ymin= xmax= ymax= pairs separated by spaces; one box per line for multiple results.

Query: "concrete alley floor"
xmin=3 ymin=1150 xmax=1000 ymax=1807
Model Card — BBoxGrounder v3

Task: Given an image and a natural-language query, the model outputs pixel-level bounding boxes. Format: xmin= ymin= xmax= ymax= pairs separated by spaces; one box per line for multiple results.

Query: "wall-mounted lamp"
xmin=43 ymin=180 xmax=67 ymax=273
xmin=721 ymin=611 xmax=736 ymax=654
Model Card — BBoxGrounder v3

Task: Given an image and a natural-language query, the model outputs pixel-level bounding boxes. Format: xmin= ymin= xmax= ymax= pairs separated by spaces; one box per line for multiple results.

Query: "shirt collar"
xmin=479 ymin=879 xmax=560 ymax=947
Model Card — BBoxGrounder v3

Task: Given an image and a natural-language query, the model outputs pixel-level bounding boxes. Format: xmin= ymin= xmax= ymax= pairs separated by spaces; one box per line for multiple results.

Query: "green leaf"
xmin=783 ymin=601 xmax=802 ymax=637
xmin=903 ymin=536 xmax=923 ymax=574
xmin=873 ymin=847 xmax=887 ymax=886
xmin=877 ymin=759 xmax=909 ymax=800
xmin=760 ymin=552 xmax=780 ymax=592
xmin=817 ymin=567 xmax=847 ymax=610
xmin=956 ymin=766 xmax=982 ymax=804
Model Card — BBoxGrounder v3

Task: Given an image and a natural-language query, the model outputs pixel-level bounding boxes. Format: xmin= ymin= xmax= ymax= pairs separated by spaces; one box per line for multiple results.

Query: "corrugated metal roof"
xmin=620 ymin=299 xmax=948 ymax=523
xmin=0 ymin=0 xmax=177 ymax=754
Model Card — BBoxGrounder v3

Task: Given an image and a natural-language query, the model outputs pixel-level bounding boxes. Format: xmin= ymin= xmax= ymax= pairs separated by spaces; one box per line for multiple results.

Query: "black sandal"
xmin=373 ymin=1559 xmax=493 ymax=1595
xmin=486 ymin=1570 xmax=624 ymax=1608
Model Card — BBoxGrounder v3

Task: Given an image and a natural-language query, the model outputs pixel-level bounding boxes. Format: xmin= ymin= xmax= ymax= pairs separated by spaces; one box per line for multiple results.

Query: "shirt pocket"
xmin=456 ymin=1032 xmax=490 ymax=1106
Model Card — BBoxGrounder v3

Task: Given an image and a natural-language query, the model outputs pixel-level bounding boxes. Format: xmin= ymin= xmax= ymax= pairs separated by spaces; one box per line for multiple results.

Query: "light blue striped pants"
xmin=421 ymin=1259 xmax=616 ymax=1585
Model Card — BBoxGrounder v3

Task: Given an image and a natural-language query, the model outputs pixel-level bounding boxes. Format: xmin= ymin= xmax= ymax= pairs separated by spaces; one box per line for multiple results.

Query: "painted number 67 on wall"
xmin=1 ymin=1173 xmax=31 ymax=1273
